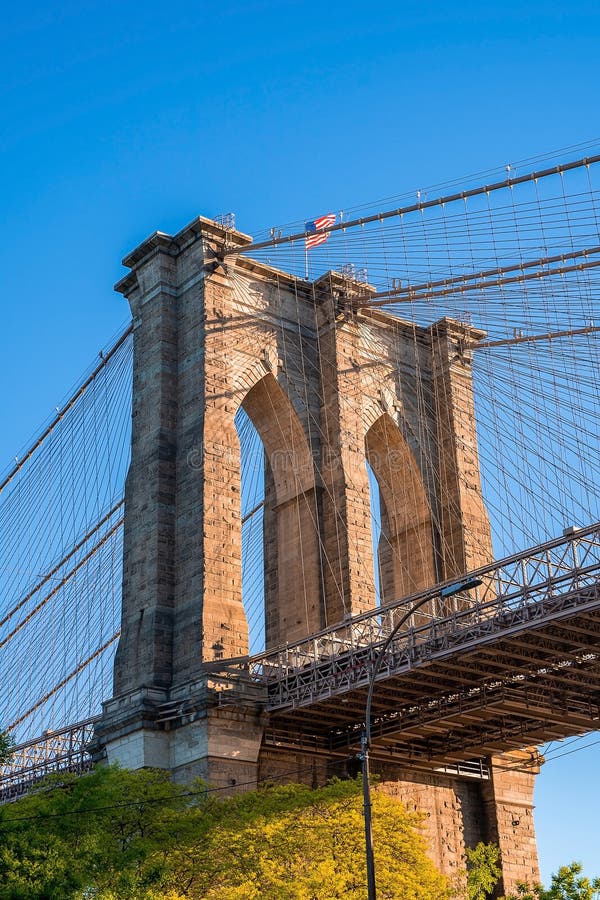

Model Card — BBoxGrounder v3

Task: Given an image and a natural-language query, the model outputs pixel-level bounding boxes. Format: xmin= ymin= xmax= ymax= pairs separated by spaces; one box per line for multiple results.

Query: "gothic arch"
xmin=231 ymin=352 xmax=305 ymax=437
xmin=241 ymin=374 xmax=315 ymax=505
xmin=238 ymin=373 xmax=322 ymax=648
xmin=365 ymin=413 xmax=436 ymax=603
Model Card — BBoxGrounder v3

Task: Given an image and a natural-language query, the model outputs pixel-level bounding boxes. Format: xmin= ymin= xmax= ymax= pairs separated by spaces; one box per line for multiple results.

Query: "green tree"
xmin=0 ymin=767 xmax=451 ymax=899
xmin=504 ymin=883 xmax=544 ymax=900
xmin=504 ymin=862 xmax=600 ymax=900
xmin=0 ymin=766 xmax=192 ymax=898
xmin=543 ymin=864 xmax=600 ymax=900
xmin=0 ymin=731 xmax=13 ymax=766
xmin=466 ymin=842 xmax=502 ymax=900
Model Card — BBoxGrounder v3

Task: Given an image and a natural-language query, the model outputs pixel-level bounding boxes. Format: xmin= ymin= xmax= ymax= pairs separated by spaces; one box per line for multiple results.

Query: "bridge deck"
xmin=253 ymin=524 xmax=600 ymax=765
xmin=265 ymin=594 xmax=600 ymax=765
xmin=3 ymin=525 xmax=600 ymax=790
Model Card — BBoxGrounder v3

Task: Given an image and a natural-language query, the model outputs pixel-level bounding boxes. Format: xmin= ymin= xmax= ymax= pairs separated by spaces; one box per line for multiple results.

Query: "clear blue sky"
xmin=1 ymin=0 xmax=599 ymax=883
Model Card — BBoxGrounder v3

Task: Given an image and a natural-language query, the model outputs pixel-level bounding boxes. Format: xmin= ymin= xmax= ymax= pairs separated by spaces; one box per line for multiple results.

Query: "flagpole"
xmin=304 ymin=214 xmax=335 ymax=280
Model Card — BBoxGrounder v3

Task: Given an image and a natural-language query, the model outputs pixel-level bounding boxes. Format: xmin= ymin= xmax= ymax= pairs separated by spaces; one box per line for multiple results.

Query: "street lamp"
xmin=361 ymin=577 xmax=482 ymax=900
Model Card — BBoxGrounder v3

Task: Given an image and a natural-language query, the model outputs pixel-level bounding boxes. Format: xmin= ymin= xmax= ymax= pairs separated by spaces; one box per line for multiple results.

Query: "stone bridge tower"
xmin=96 ymin=216 xmax=540 ymax=892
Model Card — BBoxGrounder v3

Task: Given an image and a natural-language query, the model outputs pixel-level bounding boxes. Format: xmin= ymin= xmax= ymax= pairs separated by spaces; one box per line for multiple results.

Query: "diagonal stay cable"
xmin=0 ymin=324 xmax=132 ymax=497
xmin=226 ymin=154 xmax=600 ymax=255
xmin=0 ymin=500 xmax=124 ymax=631
xmin=7 ymin=632 xmax=121 ymax=731
xmin=0 ymin=517 xmax=124 ymax=651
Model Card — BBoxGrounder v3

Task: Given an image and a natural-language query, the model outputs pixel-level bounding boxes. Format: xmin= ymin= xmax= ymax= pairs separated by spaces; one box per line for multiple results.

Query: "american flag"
xmin=305 ymin=213 xmax=336 ymax=249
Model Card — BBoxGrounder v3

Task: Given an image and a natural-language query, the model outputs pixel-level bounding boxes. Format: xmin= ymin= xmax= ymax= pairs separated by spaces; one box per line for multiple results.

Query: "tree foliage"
xmin=504 ymin=862 xmax=600 ymax=900
xmin=0 ymin=732 xmax=13 ymax=766
xmin=0 ymin=767 xmax=451 ymax=899
xmin=466 ymin=842 xmax=502 ymax=900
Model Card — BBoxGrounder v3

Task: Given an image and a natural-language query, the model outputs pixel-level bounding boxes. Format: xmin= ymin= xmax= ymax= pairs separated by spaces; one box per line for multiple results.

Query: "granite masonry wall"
xmin=95 ymin=217 xmax=541 ymax=893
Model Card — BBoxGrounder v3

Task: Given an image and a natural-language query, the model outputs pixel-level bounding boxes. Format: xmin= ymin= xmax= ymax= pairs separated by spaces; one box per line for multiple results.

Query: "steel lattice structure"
xmin=3 ymin=523 xmax=599 ymax=788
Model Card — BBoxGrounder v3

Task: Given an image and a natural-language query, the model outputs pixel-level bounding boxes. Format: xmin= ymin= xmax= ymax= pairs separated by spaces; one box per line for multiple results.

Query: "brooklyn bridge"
xmin=1 ymin=151 xmax=599 ymax=894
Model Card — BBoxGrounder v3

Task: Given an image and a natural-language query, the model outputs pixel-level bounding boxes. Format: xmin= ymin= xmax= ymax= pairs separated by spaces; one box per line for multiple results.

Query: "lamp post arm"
xmin=364 ymin=592 xmax=435 ymax=749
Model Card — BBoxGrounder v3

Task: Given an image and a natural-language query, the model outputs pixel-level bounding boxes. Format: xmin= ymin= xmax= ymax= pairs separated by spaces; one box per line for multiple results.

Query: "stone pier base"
xmin=94 ymin=676 xmax=266 ymax=792
xmin=259 ymin=746 xmax=541 ymax=895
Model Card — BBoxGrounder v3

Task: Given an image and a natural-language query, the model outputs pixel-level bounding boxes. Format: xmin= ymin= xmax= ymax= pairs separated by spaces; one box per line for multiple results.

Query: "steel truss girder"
xmin=6 ymin=525 xmax=600 ymax=792
xmin=0 ymin=717 xmax=99 ymax=802
xmin=250 ymin=525 xmax=600 ymax=712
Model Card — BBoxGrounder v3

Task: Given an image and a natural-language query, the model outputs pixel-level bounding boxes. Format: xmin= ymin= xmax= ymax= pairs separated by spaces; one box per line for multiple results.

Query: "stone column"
xmin=112 ymin=235 xmax=178 ymax=699
xmin=429 ymin=318 xmax=494 ymax=578
xmin=481 ymin=751 xmax=542 ymax=895
xmin=97 ymin=220 xmax=264 ymax=783
xmin=317 ymin=275 xmax=378 ymax=623
xmin=171 ymin=232 xmax=248 ymax=683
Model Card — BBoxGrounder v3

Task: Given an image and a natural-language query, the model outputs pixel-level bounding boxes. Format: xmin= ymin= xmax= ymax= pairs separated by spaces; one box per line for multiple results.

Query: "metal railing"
xmin=4 ymin=523 xmax=600 ymax=793
xmin=248 ymin=523 xmax=600 ymax=708
xmin=0 ymin=717 xmax=99 ymax=801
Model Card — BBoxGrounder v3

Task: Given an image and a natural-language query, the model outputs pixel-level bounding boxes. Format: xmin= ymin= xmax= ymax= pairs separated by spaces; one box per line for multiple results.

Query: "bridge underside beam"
xmin=265 ymin=604 xmax=600 ymax=766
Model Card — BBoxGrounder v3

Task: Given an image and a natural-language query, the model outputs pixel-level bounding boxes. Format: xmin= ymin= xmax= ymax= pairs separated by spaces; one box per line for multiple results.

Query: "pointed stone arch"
xmin=365 ymin=412 xmax=437 ymax=603
xmin=240 ymin=373 xmax=322 ymax=647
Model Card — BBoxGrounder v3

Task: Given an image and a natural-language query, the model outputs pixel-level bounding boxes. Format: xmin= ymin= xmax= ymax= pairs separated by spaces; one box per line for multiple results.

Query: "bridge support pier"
xmin=95 ymin=675 xmax=266 ymax=789
xmin=95 ymin=217 xmax=271 ymax=783
xmin=482 ymin=751 xmax=542 ymax=894
xmin=96 ymin=213 xmax=542 ymax=891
